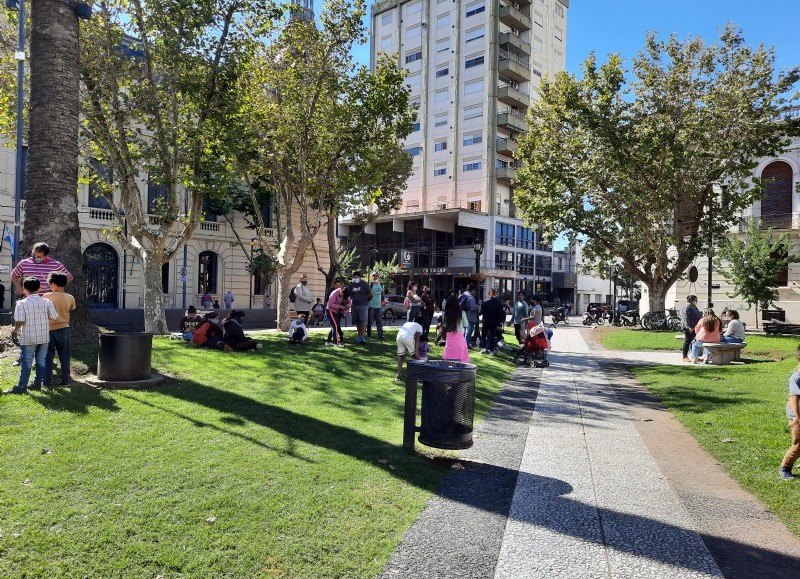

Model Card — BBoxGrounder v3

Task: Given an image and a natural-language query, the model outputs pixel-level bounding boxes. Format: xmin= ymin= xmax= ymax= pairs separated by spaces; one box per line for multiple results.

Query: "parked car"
xmin=381 ymin=295 xmax=408 ymax=322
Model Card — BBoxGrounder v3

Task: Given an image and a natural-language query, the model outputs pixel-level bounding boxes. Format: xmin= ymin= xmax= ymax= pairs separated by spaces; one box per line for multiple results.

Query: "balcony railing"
xmin=739 ymin=213 xmax=796 ymax=231
xmin=496 ymin=136 xmax=518 ymax=155
xmin=498 ymin=3 xmax=532 ymax=31
xmin=499 ymin=49 xmax=530 ymax=69
xmin=394 ymin=200 xmax=488 ymax=215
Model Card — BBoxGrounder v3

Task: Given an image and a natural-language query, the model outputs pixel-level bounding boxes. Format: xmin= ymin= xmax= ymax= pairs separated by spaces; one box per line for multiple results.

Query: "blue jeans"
xmin=722 ymin=336 xmax=744 ymax=344
xmin=691 ymin=339 xmax=715 ymax=359
xmin=367 ymin=306 xmax=384 ymax=338
xmin=19 ymin=343 xmax=48 ymax=388
xmin=465 ymin=321 xmax=477 ymax=346
xmin=45 ymin=327 xmax=71 ymax=386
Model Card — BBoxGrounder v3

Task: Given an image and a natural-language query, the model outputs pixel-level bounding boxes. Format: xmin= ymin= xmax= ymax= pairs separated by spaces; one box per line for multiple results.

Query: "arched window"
xmin=83 ymin=243 xmax=119 ymax=308
xmin=198 ymin=251 xmax=218 ymax=294
xmin=761 ymin=161 xmax=793 ymax=229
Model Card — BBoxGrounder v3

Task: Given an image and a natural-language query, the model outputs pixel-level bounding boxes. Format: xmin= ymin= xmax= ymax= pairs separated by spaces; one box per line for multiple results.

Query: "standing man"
xmin=347 ymin=270 xmax=372 ymax=345
xmin=513 ymin=291 xmax=530 ymax=344
xmin=459 ymin=283 xmax=479 ymax=348
xmin=366 ymin=272 xmax=385 ymax=339
xmin=294 ymin=274 xmax=314 ymax=321
xmin=12 ymin=242 xmax=73 ymax=297
xmin=223 ymin=289 xmax=235 ymax=309
xmin=681 ymin=295 xmax=702 ymax=363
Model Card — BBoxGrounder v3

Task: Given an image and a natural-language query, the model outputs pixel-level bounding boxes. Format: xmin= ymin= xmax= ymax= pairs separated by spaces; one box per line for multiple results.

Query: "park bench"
xmin=764 ymin=320 xmax=800 ymax=335
xmin=702 ymin=342 xmax=746 ymax=365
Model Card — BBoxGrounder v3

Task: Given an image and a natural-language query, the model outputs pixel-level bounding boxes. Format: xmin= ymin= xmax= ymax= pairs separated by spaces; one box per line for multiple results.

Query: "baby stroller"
xmin=513 ymin=323 xmax=551 ymax=368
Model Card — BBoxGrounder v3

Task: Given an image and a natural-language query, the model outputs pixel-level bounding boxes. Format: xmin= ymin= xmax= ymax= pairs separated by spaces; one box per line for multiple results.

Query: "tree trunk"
xmin=26 ymin=1 xmax=88 ymax=313
xmin=276 ymin=269 xmax=293 ymax=331
xmin=142 ymin=253 xmax=168 ymax=334
xmin=647 ymin=282 xmax=668 ymax=316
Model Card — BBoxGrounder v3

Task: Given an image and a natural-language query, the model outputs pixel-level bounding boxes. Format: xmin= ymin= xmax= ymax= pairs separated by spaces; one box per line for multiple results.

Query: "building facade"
xmin=0 ymin=146 xmax=330 ymax=314
xmin=348 ymin=0 xmax=569 ymax=301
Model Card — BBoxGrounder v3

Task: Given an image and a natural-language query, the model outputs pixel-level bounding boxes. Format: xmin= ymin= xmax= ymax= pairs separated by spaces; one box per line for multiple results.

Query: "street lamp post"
xmin=8 ymin=0 xmax=26 ymax=313
xmin=119 ymin=209 xmax=127 ymax=309
xmin=249 ymin=236 xmax=258 ymax=309
xmin=473 ymin=236 xmax=484 ymax=340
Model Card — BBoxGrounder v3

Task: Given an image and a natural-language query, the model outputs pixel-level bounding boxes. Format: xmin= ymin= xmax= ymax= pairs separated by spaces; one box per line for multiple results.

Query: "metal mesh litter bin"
xmin=97 ymin=333 xmax=153 ymax=381
xmin=408 ymin=360 xmax=477 ymax=450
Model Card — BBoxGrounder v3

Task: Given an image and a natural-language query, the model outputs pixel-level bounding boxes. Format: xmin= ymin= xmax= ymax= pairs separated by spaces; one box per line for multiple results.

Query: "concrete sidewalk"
xmin=381 ymin=326 xmax=800 ymax=578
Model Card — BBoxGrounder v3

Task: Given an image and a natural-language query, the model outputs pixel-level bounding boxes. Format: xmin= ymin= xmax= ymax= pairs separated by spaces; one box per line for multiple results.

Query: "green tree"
xmin=80 ymin=0 xmax=273 ymax=333
xmin=714 ymin=218 xmax=798 ymax=326
xmin=514 ymin=25 xmax=800 ymax=313
xmin=235 ymin=0 xmax=414 ymax=329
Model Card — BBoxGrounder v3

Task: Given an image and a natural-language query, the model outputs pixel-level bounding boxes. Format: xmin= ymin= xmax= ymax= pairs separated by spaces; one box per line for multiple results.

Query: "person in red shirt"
xmin=692 ymin=308 xmax=722 ymax=363
xmin=12 ymin=242 xmax=73 ymax=297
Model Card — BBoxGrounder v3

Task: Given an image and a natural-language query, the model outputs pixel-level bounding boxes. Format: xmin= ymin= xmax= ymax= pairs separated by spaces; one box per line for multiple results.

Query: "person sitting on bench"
xmin=721 ymin=309 xmax=746 ymax=344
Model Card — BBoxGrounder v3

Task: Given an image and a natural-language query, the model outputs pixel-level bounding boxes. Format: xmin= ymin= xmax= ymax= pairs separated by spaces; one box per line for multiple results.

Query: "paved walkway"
xmin=381 ymin=326 xmax=800 ymax=578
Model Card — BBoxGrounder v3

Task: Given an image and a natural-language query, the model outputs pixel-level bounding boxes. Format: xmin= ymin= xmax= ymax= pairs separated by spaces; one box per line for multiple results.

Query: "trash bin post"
xmin=403 ymin=375 xmax=418 ymax=450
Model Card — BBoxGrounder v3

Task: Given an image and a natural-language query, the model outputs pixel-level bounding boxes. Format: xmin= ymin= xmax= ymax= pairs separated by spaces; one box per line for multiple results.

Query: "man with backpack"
xmin=292 ymin=274 xmax=314 ymax=321
xmin=459 ymin=283 xmax=479 ymax=348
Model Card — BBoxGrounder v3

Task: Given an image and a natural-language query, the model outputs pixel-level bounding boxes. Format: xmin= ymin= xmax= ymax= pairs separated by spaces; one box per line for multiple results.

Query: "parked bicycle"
xmin=640 ymin=308 xmax=682 ymax=331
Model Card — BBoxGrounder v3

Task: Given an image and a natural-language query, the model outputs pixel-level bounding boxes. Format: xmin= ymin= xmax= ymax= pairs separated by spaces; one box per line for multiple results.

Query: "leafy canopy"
xmin=514 ymin=24 xmax=800 ymax=307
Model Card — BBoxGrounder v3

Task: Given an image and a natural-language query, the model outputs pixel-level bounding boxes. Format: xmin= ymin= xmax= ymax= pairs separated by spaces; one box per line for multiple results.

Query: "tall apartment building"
xmin=346 ymin=0 xmax=568 ymax=301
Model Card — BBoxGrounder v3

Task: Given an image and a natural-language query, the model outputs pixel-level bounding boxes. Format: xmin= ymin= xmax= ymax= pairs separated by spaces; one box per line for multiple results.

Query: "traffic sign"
xmin=180 ymin=267 xmax=188 ymax=276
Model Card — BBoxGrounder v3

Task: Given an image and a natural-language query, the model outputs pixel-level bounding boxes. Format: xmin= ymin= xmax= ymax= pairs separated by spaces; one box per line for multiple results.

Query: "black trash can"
xmin=409 ymin=360 xmax=477 ymax=450
xmin=97 ymin=333 xmax=153 ymax=381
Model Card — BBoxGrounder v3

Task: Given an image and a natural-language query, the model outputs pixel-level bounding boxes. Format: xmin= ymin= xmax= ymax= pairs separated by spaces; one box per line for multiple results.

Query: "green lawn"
xmin=0 ymin=330 xmax=513 ymax=578
xmin=597 ymin=327 xmax=800 ymax=538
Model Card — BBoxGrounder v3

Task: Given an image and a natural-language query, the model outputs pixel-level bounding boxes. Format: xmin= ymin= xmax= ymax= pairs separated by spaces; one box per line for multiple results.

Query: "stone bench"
xmin=702 ymin=342 xmax=746 ymax=365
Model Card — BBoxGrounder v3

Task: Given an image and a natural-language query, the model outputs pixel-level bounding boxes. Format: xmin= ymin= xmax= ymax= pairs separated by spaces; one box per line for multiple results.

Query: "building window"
xmin=88 ymin=158 xmax=112 ymax=209
xmin=761 ymin=161 xmax=793 ymax=229
xmin=517 ymin=253 xmax=534 ymax=275
xmin=147 ymin=175 xmax=167 ymax=213
xmin=405 ymin=146 xmax=422 ymax=156
xmin=464 ymin=104 xmax=483 ymax=120
xmin=463 ymin=131 xmax=482 ymax=146
xmin=465 ymin=26 xmax=485 ymax=43
xmin=466 ymin=1 xmax=485 ymax=18
xmin=534 ymin=11 xmax=543 ymax=26
xmin=405 ymin=1 xmax=422 ymax=16
xmin=465 ymin=54 xmax=484 ymax=69
xmin=464 ymin=79 xmax=484 ymax=95
xmin=434 ymin=164 xmax=447 ymax=176
xmin=495 ymin=250 xmax=515 ymax=270
xmin=434 ymin=139 xmax=447 ymax=152
xmin=405 ymin=51 xmax=423 ymax=64
xmin=435 ymin=88 xmax=449 ymax=103
xmin=555 ymin=3 xmax=564 ymax=18
xmin=463 ymin=159 xmax=482 ymax=172
xmin=380 ymin=35 xmax=393 ymax=50
xmin=496 ymin=222 xmax=515 ymax=246
xmin=412 ymin=121 xmax=421 ymax=132
xmin=435 ymin=112 xmax=448 ymax=127
xmin=554 ymin=50 xmax=562 ymax=64
xmin=198 ymin=251 xmax=218 ymax=294
xmin=436 ymin=38 xmax=449 ymax=53
xmin=532 ymin=62 xmax=543 ymax=77
xmin=405 ymin=25 xmax=422 ymax=41
xmin=517 ymin=226 xmax=533 ymax=249
xmin=436 ymin=65 xmax=449 ymax=78
xmin=555 ymin=27 xmax=563 ymax=42
xmin=162 ymin=262 xmax=169 ymax=294
xmin=533 ymin=37 xmax=543 ymax=53
xmin=437 ymin=14 xmax=450 ymax=28
xmin=405 ymin=71 xmax=421 ymax=87
xmin=468 ymin=200 xmax=482 ymax=212
xmin=381 ymin=12 xmax=393 ymax=25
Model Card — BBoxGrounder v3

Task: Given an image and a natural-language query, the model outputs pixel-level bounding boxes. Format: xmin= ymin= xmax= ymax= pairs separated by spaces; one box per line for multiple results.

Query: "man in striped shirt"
xmin=12 ymin=242 xmax=73 ymax=297
xmin=4 ymin=277 xmax=58 ymax=394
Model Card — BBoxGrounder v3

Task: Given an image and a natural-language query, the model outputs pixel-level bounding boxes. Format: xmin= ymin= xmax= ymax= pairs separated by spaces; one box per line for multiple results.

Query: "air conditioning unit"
xmin=510 ymin=80 xmax=519 ymax=89
xmin=512 ymin=28 xmax=520 ymax=36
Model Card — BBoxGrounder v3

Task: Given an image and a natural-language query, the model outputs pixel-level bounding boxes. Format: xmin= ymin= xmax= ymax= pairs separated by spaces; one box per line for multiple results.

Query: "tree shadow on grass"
xmin=30 ymin=382 xmax=120 ymax=414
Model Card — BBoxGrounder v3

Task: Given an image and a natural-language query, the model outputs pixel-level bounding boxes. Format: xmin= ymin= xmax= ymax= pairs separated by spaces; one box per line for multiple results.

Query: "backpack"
xmin=458 ymin=293 xmax=471 ymax=312
xmin=289 ymin=286 xmax=297 ymax=303
xmin=192 ymin=322 xmax=211 ymax=346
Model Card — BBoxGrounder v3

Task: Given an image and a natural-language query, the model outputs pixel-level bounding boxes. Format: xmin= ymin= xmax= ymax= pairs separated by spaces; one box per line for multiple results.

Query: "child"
xmin=395 ymin=316 xmax=424 ymax=381
xmin=312 ymin=298 xmax=325 ymax=326
xmin=418 ymin=335 xmax=430 ymax=362
xmin=43 ymin=272 xmax=76 ymax=387
xmin=288 ymin=315 xmax=309 ymax=345
xmin=3 ymin=277 xmax=58 ymax=394
xmin=780 ymin=344 xmax=800 ymax=480
xmin=180 ymin=305 xmax=201 ymax=341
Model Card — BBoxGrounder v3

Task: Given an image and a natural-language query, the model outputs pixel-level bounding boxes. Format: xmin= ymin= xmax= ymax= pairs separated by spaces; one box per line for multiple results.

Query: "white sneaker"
xmin=488 ymin=351 xmax=495 ymax=357
xmin=256 ymin=343 xmax=263 ymax=350
xmin=335 ymin=343 xmax=345 ymax=348
xmin=324 ymin=341 xmax=334 ymax=347
xmin=480 ymin=348 xmax=488 ymax=354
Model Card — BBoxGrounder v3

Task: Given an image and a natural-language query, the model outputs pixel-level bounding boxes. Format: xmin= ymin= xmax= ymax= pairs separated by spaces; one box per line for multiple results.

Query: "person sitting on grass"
xmin=192 ymin=312 xmax=224 ymax=349
xmin=691 ymin=308 xmax=721 ymax=363
xmin=3 ymin=277 xmax=59 ymax=395
xmin=395 ymin=316 xmax=424 ymax=381
xmin=442 ymin=298 xmax=470 ymax=363
xmin=288 ymin=314 xmax=309 ymax=345
xmin=222 ymin=310 xmax=261 ymax=352
xmin=180 ymin=306 xmax=201 ymax=341
xmin=721 ymin=309 xmax=746 ymax=344
xmin=779 ymin=344 xmax=800 ymax=480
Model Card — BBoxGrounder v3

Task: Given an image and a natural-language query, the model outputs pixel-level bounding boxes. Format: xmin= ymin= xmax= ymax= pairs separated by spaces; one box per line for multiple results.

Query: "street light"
xmin=249 ymin=236 xmax=258 ymax=309
xmin=119 ymin=208 xmax=127 ymax=309
xmin=473 ymin=236 xmax=483 ymax=339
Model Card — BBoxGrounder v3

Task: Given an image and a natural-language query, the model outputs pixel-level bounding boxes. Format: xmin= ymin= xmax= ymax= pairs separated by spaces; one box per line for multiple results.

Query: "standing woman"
xmin=325 ymin=279 xmax=346 ymax=347
xmin=692 ymin=308 xmax=722 ymax=363
xmin=406 ymin=280 xmax=422 ymax=322
xmin=420 ymin=286 xmax=436 ymax=341
xmin=680 ymin=295 xmax=702 ymax=363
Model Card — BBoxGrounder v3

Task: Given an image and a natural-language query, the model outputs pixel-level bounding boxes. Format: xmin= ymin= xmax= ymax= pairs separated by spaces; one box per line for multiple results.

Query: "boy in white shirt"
xmin=395 ymin=316 xmax=424 ymax=381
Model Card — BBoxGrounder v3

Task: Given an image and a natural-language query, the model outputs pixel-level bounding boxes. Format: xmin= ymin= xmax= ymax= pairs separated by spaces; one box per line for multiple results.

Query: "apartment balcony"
xmin=497 ymin=108 xmax=528 ymax=133
xmin=496 ymin=136 xmax=518 ymax=156
xmin=738 ymin=213 xmax=796 ymax=231
xmin=499 ymin=32 xmax=531 ymax=56
xmin=497 ymin=166 xmax=516 ymax=184
xmin=498 ymin=3 xmax=532 ymax=32
xmin=497 ymin=84 xmax=530 ymax=109
xmin=498 ymin=50 xmax=530 ymax=83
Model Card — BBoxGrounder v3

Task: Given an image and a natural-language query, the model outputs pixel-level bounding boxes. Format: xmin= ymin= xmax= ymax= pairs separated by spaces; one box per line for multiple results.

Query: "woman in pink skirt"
xmin=442 ymin=298 xmax=470 ymax=363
